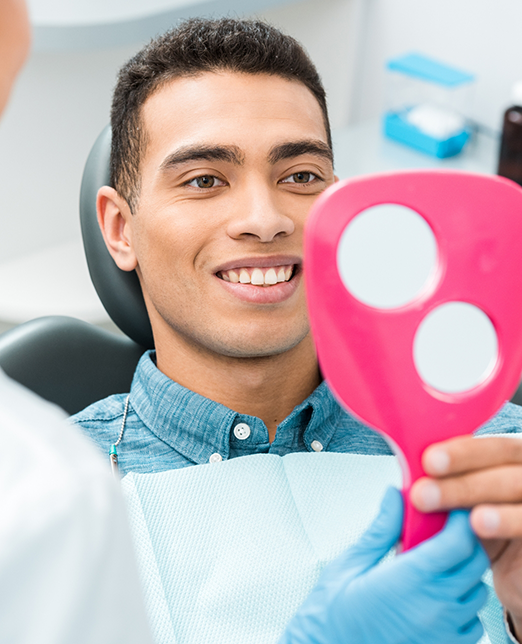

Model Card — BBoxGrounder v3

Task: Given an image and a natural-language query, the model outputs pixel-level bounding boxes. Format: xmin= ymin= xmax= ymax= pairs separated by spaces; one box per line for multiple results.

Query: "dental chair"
xmin=0 ymin=125 xmax=521 ymax=414
xmin=0 ymin=127 xmax=153 ymax=415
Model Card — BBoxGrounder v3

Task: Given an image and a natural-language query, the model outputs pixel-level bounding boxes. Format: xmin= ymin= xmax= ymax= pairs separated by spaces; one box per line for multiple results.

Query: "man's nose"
xmin=226 ymin=184 xmax=295 ymax=242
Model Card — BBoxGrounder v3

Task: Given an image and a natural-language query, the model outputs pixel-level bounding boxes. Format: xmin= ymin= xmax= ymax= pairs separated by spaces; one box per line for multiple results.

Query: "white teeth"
xmin=251 ymin=268 xmax=265 ymax=285
xmin=221 ymin=265 xmax=295 ymax=285
xmin=265 ymin=268 xmax=278 ymax=285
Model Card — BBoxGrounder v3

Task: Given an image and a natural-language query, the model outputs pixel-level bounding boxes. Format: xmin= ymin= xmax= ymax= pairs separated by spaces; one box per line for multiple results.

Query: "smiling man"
xmin=73 ymin=18 xmax=522 ymax=643
xmin=107 ymin=70 xmax=332 ymax=443
xmin=75 ymin=20 xmax=392 ymax=468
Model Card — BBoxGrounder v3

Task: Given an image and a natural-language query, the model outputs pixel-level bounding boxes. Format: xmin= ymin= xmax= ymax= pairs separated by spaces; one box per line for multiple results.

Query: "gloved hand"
xmin=280 ymin=487 xmax=489 ymax=644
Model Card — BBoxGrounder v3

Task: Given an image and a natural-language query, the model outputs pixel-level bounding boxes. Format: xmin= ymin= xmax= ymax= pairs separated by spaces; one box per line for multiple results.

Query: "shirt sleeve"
xmin=475 ymin=401 xmax=522 ymax=436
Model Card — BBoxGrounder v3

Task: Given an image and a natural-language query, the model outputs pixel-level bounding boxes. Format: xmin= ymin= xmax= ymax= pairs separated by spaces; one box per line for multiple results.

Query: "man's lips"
xmin=215 ymin=271 xmax=301 ymax=304
xmin=213 ymin=255 xmax=302 ymax=274
xmin=213 ymin=257 xmax=302 ymax=304
xmin=218 ymin=264 xmax=295 ymax=286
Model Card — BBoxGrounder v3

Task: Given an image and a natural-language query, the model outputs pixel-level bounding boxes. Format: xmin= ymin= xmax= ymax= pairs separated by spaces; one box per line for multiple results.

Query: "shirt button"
xmin=209 ymin=453 xmax=223 ymax=463
xmin=311 ymin=440 xmax=323 ymax=452
xmin=233 ymin=423 xmax=251 ymax=440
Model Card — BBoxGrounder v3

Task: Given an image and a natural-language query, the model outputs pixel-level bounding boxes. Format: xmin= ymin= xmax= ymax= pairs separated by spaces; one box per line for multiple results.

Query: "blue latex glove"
xmin=280 ymin=487 xmax=489 ymax=644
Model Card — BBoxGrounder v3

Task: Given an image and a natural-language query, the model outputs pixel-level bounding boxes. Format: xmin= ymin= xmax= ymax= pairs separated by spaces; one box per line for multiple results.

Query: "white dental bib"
xmin=122 ymin=452 xmax=503 ymax=644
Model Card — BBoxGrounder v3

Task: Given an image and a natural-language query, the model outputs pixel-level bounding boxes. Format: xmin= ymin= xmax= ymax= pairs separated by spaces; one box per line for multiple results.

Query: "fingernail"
xmin=426 ymin=448 xmax=450 ymax=474
xmin=418 ymin=481 xmax=441 ymax=511
xmin=479 ymin=508 xmax=500 ymax=535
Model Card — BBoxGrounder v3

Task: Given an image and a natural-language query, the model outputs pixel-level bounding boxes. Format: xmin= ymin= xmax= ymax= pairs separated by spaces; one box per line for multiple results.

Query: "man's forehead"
xmin=140 ymin=71 xmax=329 ymax=160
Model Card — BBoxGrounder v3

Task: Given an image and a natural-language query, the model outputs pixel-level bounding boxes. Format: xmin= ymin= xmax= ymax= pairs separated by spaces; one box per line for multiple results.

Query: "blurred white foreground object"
xmin=0 ymin=368 xmax=152 ymax=644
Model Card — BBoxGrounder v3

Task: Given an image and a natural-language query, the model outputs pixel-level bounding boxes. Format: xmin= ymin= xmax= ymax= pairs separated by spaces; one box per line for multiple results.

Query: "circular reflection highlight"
xmin=414 ymin=302 xmax=498 ymax=394
xmin=337 ymin=203 xmax=437 ymax=309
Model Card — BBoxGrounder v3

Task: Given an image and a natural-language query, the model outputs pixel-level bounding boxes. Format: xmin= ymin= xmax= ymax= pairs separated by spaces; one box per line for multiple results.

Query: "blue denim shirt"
xmin=71 ymin=351 xmax=522 ymax=477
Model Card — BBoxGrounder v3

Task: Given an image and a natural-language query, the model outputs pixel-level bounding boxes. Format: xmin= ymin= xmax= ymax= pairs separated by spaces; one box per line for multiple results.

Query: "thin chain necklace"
xmin=109 ymin=394 xmax=130 ymax=479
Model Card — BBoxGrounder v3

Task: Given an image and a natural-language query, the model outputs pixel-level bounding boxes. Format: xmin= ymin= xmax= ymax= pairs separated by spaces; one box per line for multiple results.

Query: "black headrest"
xmin=79 ymin=126 xmax=154 ymax=349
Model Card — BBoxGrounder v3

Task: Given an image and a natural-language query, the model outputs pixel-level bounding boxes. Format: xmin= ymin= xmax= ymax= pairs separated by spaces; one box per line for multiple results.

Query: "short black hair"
xmin=110 ymin=17 xmax=331 ymax=212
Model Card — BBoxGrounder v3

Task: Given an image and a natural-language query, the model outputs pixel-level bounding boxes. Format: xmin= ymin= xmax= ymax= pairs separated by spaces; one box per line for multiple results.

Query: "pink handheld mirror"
xmin=305 ymin=170 xmax=522 ymax=550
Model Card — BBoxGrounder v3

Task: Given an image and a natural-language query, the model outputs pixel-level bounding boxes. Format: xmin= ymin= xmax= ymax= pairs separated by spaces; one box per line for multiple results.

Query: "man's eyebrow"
xmin=159 ymin=144 xmax=245 ymax=171
xmin=268 ymin=140 xmax=333 ymax=165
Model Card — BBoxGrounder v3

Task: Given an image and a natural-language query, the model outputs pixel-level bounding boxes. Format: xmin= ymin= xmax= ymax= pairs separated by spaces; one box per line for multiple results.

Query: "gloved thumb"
xmin=339 ymin=487 xmax=403 ymax=578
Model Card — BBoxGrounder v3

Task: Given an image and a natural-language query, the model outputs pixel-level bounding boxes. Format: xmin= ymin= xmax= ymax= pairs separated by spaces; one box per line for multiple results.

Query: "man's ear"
xmin=97 ymin=186 xmax=138 ymax=272
xmin=334 ymin=175 xmax=340 ymax=184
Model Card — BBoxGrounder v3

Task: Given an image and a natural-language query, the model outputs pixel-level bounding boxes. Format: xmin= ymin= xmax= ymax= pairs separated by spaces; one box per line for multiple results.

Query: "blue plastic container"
xmin=384 ymin=53 xmax=475 ymax=158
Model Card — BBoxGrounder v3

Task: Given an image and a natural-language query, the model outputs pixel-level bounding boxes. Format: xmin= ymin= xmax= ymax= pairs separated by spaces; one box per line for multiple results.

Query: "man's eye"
xmin=187 ymin=175 xmax=224 ymax=189
xmin=281 ymin=172 xmax=319 ymax=185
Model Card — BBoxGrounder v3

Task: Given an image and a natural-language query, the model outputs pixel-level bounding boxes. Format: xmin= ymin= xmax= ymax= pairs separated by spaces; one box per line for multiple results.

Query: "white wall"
xmin=260 ymin=0 xmax=362 ymax=129
xmin=0 ymin=0 xmax=357 ymax=266
xmin=353 ymin=0 xmax=522 ymax=132
xmin=0 ymin=45 xmax=137 ymax=263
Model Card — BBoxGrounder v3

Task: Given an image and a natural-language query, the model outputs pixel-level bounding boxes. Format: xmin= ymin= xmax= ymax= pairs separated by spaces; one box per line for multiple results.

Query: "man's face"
xmin=127 ymin=71 xmax=335 ymax=359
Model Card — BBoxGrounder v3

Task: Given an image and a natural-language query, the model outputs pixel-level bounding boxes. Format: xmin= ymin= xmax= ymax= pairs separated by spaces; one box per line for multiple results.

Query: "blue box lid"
xmin=387 ymin=53 xmax=475 ymax=87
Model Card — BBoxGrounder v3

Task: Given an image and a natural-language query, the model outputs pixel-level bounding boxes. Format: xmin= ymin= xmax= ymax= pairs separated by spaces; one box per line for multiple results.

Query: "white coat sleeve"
xmin=0 ymin=369 xmax=153 ymax=644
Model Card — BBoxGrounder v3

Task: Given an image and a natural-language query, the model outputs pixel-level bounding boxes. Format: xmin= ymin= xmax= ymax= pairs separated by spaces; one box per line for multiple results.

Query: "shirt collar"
xmin=129 ymin=351 xmax=343 ymax=465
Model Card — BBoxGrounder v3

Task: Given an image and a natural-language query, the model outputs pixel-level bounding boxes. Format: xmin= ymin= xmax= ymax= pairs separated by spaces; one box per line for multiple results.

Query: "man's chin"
xmin=152 ymin=309 xmax=311 ymax=361
xmin=180 ymin=324 xmax=312 ymax=361
xmin=207 ymin=334 xmax=309 ymax=360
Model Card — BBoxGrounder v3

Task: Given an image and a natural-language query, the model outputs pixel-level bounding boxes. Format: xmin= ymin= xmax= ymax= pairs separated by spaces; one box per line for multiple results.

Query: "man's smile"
xmin=218 ymin=265 xmax=294 ymax=286
xmin=213 ymin=256 xmax=301 ymax=303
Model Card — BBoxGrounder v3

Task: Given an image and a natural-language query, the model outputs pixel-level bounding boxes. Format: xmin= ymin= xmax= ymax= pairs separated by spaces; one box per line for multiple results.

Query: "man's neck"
xmin=155 ymin=333 xmax=320 ymax=443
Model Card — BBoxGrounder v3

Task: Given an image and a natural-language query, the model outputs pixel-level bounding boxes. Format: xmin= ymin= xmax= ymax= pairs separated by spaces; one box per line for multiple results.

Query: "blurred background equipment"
xmin=497 ymin=80 xmax=522 ymax=186
xmin=383 ymin=52 xmax=474 ymax=158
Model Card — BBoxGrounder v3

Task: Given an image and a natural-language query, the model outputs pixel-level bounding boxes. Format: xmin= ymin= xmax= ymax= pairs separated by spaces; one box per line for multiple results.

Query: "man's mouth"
xmin=217 ymin=265 xmax=296 ymax=287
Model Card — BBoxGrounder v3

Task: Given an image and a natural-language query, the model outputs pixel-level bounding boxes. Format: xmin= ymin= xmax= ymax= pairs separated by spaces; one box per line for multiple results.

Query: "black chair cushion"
xmin=0 ymin=316 xmax=146 ymax=415
xmin=80 ymin=126 xmax=154 ymax=349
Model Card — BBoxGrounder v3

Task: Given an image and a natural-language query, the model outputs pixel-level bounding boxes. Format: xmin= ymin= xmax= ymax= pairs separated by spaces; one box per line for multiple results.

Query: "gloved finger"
xmin=437 ymin=543 xmax=489 ymax=598
xmin=457 ymin=615 xmax=485 ymax=644
xmin=411 ymin=510 xmax=480 ymax=574
xmin=456 ymin=581 xmax=488 ymax=622
xmin=456 ymin=542 xmax=489 ymax=585
xmin=334 ymin=487 xmax=403 ymax=578
xmin=425 ymin=580 xmax=486 ymax=634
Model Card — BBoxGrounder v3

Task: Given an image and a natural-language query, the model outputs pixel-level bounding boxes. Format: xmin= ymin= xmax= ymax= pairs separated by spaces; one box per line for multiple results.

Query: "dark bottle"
xmin=498 ymin=82 xmax=522 ymax=186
